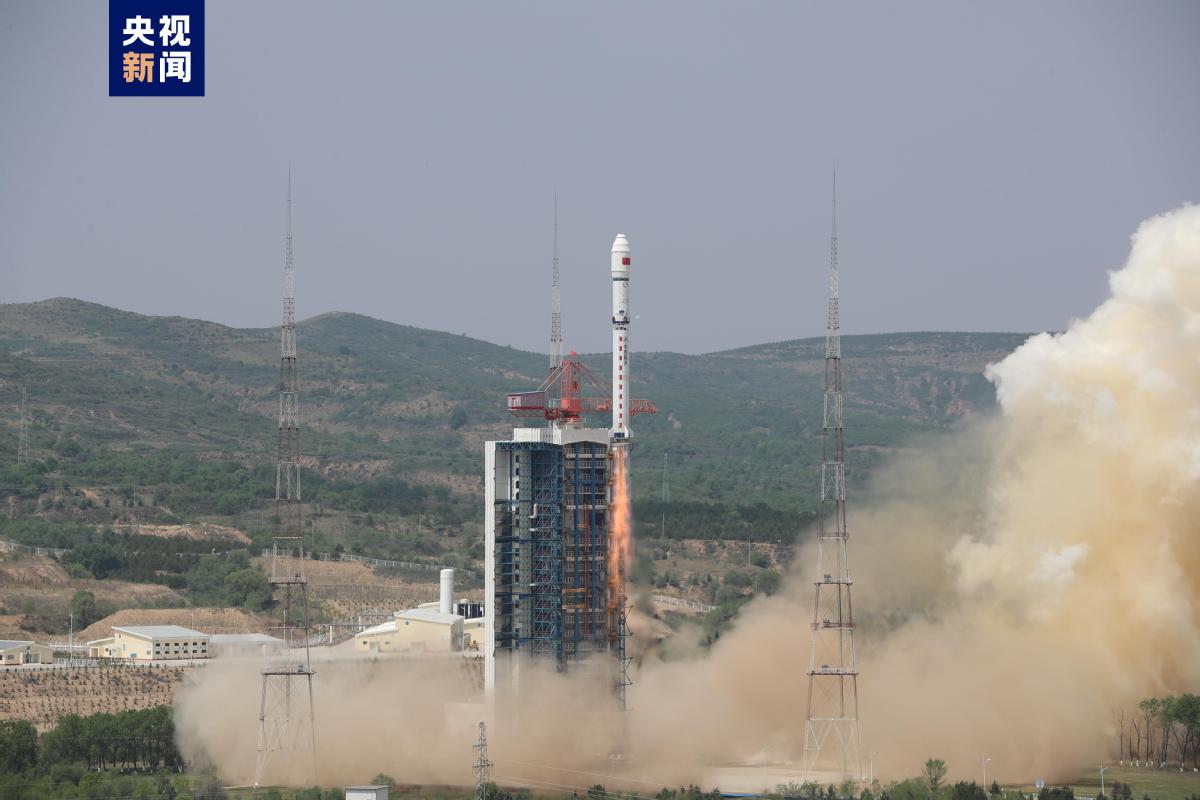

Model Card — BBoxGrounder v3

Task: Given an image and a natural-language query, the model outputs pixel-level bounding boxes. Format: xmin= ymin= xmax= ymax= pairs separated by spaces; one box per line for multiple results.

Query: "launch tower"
xmin=484 ymin=229 xmax=652 ymax=699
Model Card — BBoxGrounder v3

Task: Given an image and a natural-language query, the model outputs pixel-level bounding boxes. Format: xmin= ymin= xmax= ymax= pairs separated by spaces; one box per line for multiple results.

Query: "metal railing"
xmin=0 ymin=538 xmax=67 ymax=558
xmin=652 ymin=594 xmax=715 ymax=613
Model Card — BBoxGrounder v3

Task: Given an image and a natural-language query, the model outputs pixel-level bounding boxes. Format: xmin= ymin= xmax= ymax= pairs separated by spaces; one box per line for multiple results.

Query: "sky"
xmin=1 ymin=2 xmax=1198 ymax=355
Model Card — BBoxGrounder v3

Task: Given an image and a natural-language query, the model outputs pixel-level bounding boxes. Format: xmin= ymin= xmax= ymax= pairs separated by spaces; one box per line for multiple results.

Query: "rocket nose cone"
xmin=611 ymin=234 xmax=631 ymax=254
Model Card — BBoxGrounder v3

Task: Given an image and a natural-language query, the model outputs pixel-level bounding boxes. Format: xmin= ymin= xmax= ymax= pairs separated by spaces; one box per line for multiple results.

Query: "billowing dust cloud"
xmin=177 ymin=205 xmax=1200 ymax=788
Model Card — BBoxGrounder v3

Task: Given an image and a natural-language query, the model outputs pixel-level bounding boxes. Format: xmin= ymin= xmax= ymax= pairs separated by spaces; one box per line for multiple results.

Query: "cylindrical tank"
xmin=439 ymin=568 xmax=455 ymax=615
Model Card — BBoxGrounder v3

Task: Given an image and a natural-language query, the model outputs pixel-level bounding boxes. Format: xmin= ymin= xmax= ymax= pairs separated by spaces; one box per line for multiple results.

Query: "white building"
xmin=0 ymin=639 xmax=53 ymax=666
xmin=90 ymin=625 xmax=209 ymax=661
xmin=345 ymin=787 xmax=389 ymax=800
xmin=353 ymin=608 xmax=464 ymax=654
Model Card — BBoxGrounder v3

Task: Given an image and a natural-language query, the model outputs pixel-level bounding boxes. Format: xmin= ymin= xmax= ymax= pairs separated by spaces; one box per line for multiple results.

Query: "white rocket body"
xmin=611 ymin=234 xmax=631 ymax=439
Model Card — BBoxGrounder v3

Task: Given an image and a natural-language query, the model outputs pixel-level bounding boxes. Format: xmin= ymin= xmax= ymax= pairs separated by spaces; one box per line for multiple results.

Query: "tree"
xmin=0 ymin=719 xmax=38 ymax=773
xmin=222 ymin=567 xmax=271 ymax=611
xmin=890 ymin=778 xmax=931 ymax=800
xmin=924 ymin=760 xmax=948 ymax=798
xmin=70 ymin=589 xmax=100 ymax=628
xmin=951 ymin=783 xmax=986 ymax=800
xmin=1158 ymin=696 xmax=1177 ymax=765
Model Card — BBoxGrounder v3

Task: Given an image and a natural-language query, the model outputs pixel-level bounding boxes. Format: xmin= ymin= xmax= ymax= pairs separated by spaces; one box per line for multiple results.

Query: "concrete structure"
xmin=484 ymin=425 xmax=611 ymax=692
xmin=353 ymin=608 xmax=464 ymax=654
xmin=210 ymin=633 xmax=285 ymax=658
xmin=0 ymin=639 xmax=53 ymax=666
xmin=345 ymin=787 xmax=388 ymax=800
xmin=92 ymin=625 xmax=210 ymax=661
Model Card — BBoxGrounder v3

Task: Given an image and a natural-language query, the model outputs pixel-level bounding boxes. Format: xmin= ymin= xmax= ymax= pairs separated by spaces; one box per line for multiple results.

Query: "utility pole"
xmin=661 ymin=452 xmax=668 ymax=537
xmin=473 ymin=722 xmax=493 ymax=800
xmin=16 ymin=381 xmax=29 ymax=466
xmin=982 ymin=756 xmax=991 ymax=787
xmin=255 ymin=170 xmax=317 ymax=788
xmin=803 ymin=168 xmax=864 ymax=782
xmin=1100 ymin=763 xmax=1109 ymax=798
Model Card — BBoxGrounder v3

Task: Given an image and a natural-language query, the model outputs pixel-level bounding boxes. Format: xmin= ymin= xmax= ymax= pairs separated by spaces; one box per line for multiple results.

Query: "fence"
xmin=0 ymin=538 xmax=67 ymax=558
xmin=261 ymin=548 xmax=446 ymax=573
xmin=652 ymin=594 xmax=715 ymax=613
xmin=0 ymin=536 xmax=455 ymax=576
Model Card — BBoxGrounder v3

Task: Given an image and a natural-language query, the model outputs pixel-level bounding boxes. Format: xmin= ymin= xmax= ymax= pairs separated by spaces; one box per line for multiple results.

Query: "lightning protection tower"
xmin=550 ymin=193 xmax=563 ymax=370
xmin=255 ymin=172 xmax=317 ymax=788
xmin=802 ymin=170 xmax=863 ymax=781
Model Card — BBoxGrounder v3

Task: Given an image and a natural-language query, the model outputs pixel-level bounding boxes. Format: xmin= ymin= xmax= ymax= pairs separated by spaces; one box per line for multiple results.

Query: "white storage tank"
xmin=439 ymin=568 xmax=455 ymax=615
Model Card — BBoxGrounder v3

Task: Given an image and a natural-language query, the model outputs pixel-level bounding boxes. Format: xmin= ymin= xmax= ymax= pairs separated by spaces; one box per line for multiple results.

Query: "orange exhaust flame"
xmin=607 ymin=444 xmax=632 ymax=624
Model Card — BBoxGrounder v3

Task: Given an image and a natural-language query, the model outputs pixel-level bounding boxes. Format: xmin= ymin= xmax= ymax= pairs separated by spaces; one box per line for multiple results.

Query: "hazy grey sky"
xmin=2 ymin=2 xmax=1198 ymax=354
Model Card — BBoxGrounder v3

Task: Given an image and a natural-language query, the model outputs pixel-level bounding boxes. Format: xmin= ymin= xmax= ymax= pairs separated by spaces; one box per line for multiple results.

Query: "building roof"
xmin=356 ymin=620 xmax=396 ymax=638
xmin=112 ymin=625 xmax=208 ymax=640
xmin=396 ymin=608 xmax=462 ymax=625
xmin=209 ymin=633 xmax=284 ymax=645
xmin=345 ymin=787 xmax=389 ymax=791
xmin=0 ymin=640 xmax=46 ymax=652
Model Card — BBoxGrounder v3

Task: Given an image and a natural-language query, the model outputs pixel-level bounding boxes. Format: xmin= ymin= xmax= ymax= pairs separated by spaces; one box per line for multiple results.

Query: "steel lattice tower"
xmin=803 ymin=170 xmax=863 ymax=781
xmin=550 ymin=193 xmax=563 ymax=370
xmin=255 ymin=172 xmax=317 ymax=788
xmin=473 ymin=722 xmax=493 ymax=800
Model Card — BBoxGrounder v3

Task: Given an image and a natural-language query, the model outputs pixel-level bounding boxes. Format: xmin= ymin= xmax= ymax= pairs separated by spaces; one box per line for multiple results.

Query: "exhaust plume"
xmin=177 ymin=206 xmax=1200 ymax=788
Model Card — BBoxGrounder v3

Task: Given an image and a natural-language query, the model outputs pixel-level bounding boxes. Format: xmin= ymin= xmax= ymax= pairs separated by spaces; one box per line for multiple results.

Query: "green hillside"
xmin=0 ymin=298 xmax=1028 ymax=548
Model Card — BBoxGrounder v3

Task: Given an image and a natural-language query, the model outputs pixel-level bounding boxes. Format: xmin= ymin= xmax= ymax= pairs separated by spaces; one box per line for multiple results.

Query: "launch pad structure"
xmin=484 ymin=227 xmax=651 ymax=710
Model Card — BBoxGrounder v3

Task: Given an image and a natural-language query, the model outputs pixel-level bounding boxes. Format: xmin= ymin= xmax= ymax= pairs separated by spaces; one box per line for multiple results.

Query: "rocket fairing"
xmin=611 ymin=234 xmax=631 ymax=439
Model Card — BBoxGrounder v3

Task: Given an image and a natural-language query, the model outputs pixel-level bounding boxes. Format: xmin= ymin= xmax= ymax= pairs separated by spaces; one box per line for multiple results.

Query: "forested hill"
xmin=0 ymin=298 xmax=1029 ymax=539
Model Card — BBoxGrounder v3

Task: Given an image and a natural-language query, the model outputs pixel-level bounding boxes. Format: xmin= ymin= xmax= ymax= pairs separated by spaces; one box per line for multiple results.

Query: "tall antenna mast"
xmin=255 ymin=169 xmax=317 ymax=787
xmin=16 ymin=381 xmax=28 ymax=466
xmin=550 ymin=193 xmax=563 ymax=369
xmin=803 ymin=168 xmax=863 ymax=781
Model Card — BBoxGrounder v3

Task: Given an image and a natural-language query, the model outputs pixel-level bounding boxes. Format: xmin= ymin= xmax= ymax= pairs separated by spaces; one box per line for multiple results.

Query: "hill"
xmin=0 ymin=298 xmax=1029 ymax=548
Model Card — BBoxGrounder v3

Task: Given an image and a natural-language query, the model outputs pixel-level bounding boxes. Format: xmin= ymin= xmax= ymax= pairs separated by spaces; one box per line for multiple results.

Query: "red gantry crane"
xmin=506 ymin=352 xmax=656 ymax=424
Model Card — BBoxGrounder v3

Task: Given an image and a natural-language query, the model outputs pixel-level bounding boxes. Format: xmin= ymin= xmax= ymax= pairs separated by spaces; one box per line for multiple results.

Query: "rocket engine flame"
xmin=608 ymin=444 xmax=632 ymax=621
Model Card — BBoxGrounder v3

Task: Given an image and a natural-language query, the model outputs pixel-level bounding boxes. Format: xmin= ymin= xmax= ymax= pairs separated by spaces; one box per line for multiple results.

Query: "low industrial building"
xmin=354 ymin=608 xmax=464 ymax=654
xmin=0 ymin=639 xmax=53 ymax=666
xmin=345 ymin=787 xmax=388 ymax=800
xmin=89 ymin=625 xmax=209 ymax=661
xmin=209 ymin=633 xmax=285 ymax=658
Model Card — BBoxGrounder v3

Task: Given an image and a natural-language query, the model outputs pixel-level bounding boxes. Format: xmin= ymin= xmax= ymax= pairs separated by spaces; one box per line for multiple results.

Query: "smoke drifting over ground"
xmin=177 ymin=206 xmax=1200 ymax=788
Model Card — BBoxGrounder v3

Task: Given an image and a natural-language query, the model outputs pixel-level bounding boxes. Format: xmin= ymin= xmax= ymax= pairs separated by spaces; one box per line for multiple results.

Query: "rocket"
xmin=611 ymin=234 xmax=631 ymax=439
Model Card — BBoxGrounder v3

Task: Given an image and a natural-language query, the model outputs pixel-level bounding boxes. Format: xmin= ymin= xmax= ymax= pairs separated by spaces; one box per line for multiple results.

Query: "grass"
xmin=1019 ymin=765 xmax=1200 ymax=800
